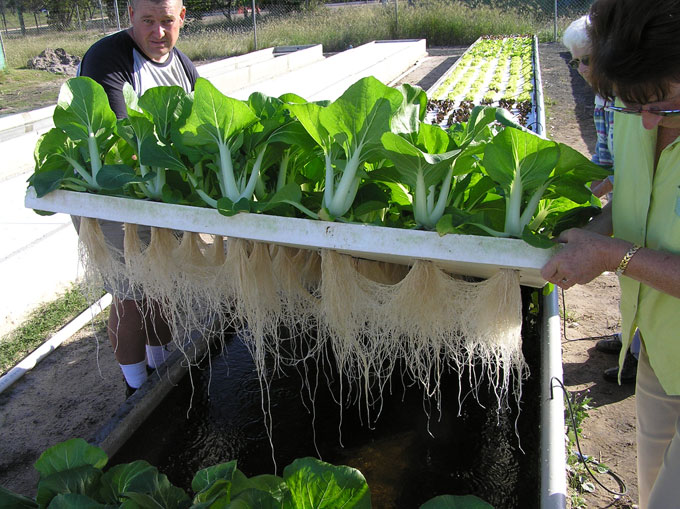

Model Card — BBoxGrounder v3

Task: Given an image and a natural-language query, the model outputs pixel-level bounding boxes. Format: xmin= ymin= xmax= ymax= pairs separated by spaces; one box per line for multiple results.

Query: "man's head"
xmin=128 ymin=0 xmax=185 ymax=63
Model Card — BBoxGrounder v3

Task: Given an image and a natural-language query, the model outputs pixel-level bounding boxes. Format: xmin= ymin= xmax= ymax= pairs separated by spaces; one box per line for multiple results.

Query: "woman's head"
xmin=588 ymin=0 xmax=680 ymax=105
xmin=563 ymin=15 xmax=592 ymax=81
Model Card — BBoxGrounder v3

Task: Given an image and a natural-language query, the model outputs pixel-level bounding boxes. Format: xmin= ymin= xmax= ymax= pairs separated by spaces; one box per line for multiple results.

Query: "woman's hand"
xmin=541 ymin=228 xmax=630 ymax=289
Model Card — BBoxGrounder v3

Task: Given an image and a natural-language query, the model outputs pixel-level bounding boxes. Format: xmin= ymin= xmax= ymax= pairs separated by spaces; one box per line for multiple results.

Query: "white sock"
xmin=120 ymin=360 xmax=148 ymax=389
xmin=146 ymin=344 xmax=170 ymax=369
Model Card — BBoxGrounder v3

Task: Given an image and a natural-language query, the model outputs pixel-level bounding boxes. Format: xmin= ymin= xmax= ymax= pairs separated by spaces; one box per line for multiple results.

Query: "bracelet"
xmin=615 ymin=244 xmax=641 ymax=277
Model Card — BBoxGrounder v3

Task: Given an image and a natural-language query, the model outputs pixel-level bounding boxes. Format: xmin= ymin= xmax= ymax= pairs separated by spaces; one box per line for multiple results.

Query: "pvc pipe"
xmin=540 ymin=288 xmax=567 ymax=509
xmin=0 ymin=293 xmax=112 ymax=395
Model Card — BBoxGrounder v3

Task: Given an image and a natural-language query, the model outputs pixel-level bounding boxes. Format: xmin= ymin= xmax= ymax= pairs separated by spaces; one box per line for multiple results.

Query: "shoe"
xmin=603 ymin=350 xmax=638 ymax=383
xmin=125 ymin=367 xmax=154 ymax=398
xmin=596 ymin=333 xmax=622 ymax=354
xmin=125 ymin=382 xmax=137 ymax=398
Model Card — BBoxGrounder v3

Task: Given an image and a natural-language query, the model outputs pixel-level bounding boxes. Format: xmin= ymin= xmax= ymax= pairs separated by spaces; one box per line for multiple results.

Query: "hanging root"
xmin=77 ymin=218 xmax=528 ymax=427
xmin=318 ymin=250 xmax=527 ymax=422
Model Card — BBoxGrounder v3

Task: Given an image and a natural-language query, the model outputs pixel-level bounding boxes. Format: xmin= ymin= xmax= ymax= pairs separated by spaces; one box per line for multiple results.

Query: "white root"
xmin=77 ymin=222 xmax=528 ymax=423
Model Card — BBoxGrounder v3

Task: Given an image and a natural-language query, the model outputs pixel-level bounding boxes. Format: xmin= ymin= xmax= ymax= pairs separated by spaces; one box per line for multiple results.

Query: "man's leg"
xmin=108 ymin=297 xmax=148 ymax=391
xmin=143 ymin=299 xmax=173 ymax=369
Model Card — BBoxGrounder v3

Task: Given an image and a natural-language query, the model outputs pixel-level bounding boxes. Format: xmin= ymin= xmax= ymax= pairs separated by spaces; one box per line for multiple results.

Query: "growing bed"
xmin=25 ymin=37 xmax=578 ymax=509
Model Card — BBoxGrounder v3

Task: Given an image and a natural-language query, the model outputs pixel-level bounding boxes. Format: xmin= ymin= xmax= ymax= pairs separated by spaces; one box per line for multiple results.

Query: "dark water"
xmin=113 ymin=287 xmax=541 ymax=508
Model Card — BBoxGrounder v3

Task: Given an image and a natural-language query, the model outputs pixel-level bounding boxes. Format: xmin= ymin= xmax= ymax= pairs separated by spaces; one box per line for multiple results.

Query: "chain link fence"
xmin=0 ymin=0 xmax=593 ymax=43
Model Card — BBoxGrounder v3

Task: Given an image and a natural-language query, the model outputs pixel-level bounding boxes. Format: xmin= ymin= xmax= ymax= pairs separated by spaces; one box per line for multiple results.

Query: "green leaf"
xmin=0 ymin=485 xmax=38 ymax=508
xmin=36 ymin=465 xmax=102 ymax=507
xmin=283 ymin=457 xmax=370 ymax=509
xmin=419 ymin=494 xmax=495 ymax=509
xmin=321 ymin=76 xmax=403 ymax=159
xmin=54 ymin=77 xmax=117 ymax=141
xmin=34 ymin=439 xmax=107 ymax=479
xmin=137 ymin=85 xmax=188 ymax=141
xmin=30 ymin=168 xmax=70 ymax=197
xmin=521 ymin=226 xmax=555 ymax=249
xmin=99 ymin=460 xmax=159 ymax=504
xmin=47 ymin=493 xmax=112 ymax=508
xmin=96 ymin=165 xmax=148 ymax=189
xmin=235 ymin=474 xmax=288 ymax=503
xmin=192 ymin=461 xmax=238 ymax=493
xmin=482 ymin=128 xmax=559 ymax=191
xmin=227 ymin=488 xmax=281 ymax=509
xmin=391 ymin=83 xmax=428 ymax=134
xmin=192 ymin=479 xmax=231 ymax=505
xmin=179 ymin=78 xmax=258 ymax=150
xmin=550 ymin=206 xmax=601 ymax=237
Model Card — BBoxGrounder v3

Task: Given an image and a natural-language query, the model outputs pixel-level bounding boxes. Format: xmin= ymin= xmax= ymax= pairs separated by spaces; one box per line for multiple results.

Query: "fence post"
xmin=114 ymin=0 xmax=121 ymax=31
xmin=0 ymin=29 xmax=6 ymax=71
xmin=553 ymin=0 xmax=558 ymax=41
xmin=394 ymin=0 xmax=399 ymax=37
xmin=252 ymin=0 xmax=257 ymax=50
xmin=76 ymin=4 xmax=83 ymax=31
xmin=98 ymin=0 xmax=106 ymax=33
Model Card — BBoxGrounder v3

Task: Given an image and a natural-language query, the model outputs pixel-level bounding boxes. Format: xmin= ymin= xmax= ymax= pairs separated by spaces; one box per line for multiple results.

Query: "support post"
xmin=114 ymin=0 xmax=121 ymax=31
xmin=252 ymin=0 xmax=257 ymax=51
xmin=98 ymin=0 xmax=106 ymax=33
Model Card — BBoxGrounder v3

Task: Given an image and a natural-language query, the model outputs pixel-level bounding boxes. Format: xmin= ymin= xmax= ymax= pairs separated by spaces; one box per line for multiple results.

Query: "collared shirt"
xmin=612 ymin=110 xmax=680 ymax=395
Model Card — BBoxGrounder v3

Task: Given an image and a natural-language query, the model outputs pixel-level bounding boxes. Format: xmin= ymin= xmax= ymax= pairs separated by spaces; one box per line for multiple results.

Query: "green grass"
xmin=0 ymin=285 xmax=101 ymax=375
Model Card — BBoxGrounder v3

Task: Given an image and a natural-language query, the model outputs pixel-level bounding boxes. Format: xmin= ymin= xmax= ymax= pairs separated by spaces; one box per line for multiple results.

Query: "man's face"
xmin=129 ymin=0 xmax=185 ymax=63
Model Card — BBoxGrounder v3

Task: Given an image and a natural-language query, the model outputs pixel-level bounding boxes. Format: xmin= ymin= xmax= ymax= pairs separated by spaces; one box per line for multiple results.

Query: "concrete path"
xmin=0 ymin=131 xmax=81 ymax=338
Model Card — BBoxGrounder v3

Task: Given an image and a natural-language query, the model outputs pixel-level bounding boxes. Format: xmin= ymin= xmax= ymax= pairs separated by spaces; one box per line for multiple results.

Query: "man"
xmin=542 ymin=0 xmax=680 ymax=506
xmin=78 ymin=0 xmax=198 ymax=396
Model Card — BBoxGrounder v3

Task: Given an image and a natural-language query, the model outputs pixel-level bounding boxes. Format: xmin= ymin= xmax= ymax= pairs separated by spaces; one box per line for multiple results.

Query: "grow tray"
xmin=24 ymin=187 xmax=555 ymax=288
xmin=426 ymin=35 xmax=541 ymax=132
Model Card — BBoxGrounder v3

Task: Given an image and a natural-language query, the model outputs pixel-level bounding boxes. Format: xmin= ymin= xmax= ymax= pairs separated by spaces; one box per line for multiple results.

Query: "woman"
xmin=542 ymin=0 xmax=680 ymax=507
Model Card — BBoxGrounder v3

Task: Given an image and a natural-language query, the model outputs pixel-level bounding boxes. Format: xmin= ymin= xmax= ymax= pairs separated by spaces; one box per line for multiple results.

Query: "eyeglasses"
xmin=568 ymin=55 xmax=590 ymax=69
xmin=604 ymin=105 xmax=680 ymax=117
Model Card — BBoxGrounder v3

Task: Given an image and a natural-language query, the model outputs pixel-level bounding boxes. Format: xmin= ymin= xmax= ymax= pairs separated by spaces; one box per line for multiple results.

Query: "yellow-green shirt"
xmin=612 ymin=112 xmax=680 ymax=395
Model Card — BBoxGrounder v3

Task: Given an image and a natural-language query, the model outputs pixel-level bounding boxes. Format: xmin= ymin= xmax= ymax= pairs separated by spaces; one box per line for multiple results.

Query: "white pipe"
xmin=0 ymin=293 xmax=112 ymax=395
xmin=541 ymin=288 xmax=567 ymax=509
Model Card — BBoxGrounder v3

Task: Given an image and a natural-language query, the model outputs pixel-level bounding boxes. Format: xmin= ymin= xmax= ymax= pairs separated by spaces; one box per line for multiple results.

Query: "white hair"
xmin=562 ymin=15 xmax=590 ymax=55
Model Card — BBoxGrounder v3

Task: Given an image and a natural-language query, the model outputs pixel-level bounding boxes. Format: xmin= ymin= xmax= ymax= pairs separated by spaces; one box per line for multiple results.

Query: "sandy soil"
xmin=0 ymin=42 xmax=636 ymax=508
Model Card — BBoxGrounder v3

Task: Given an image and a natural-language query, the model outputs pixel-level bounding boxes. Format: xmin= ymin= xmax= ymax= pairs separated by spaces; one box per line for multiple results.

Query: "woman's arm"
xmin=541 ymin=226 xmax=680 ymax=299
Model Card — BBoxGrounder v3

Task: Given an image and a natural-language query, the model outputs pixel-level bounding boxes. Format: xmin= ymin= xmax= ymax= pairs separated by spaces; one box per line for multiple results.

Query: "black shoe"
xmin=125 ymin=382 xmax=137 ymax=398
xmin=603 ymin=350 xmax=638 ymax=383
xmin=596 ymin=334 xmax=622 ymax=354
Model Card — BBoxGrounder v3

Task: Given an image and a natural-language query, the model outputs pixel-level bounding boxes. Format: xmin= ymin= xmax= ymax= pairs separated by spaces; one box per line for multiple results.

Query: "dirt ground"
xmin=0 ymin=42 xmax=636 ymax=508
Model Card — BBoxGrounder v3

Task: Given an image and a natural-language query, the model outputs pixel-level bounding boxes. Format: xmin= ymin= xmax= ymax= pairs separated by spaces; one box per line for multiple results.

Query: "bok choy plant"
xmin=379 ymin=106 xmax=501 ymax=229
xmin=437 ymin=126 xmax=610 ymax=246
xmin=30 ymin=77 xmax=122 ymax=197
xmin=287 ymin=76 xmax=403 ymax=219
xmin=176 ymin=77 xmax=259 ymax=209
xmin=113 ymin=83 xmax=191 ymax=202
